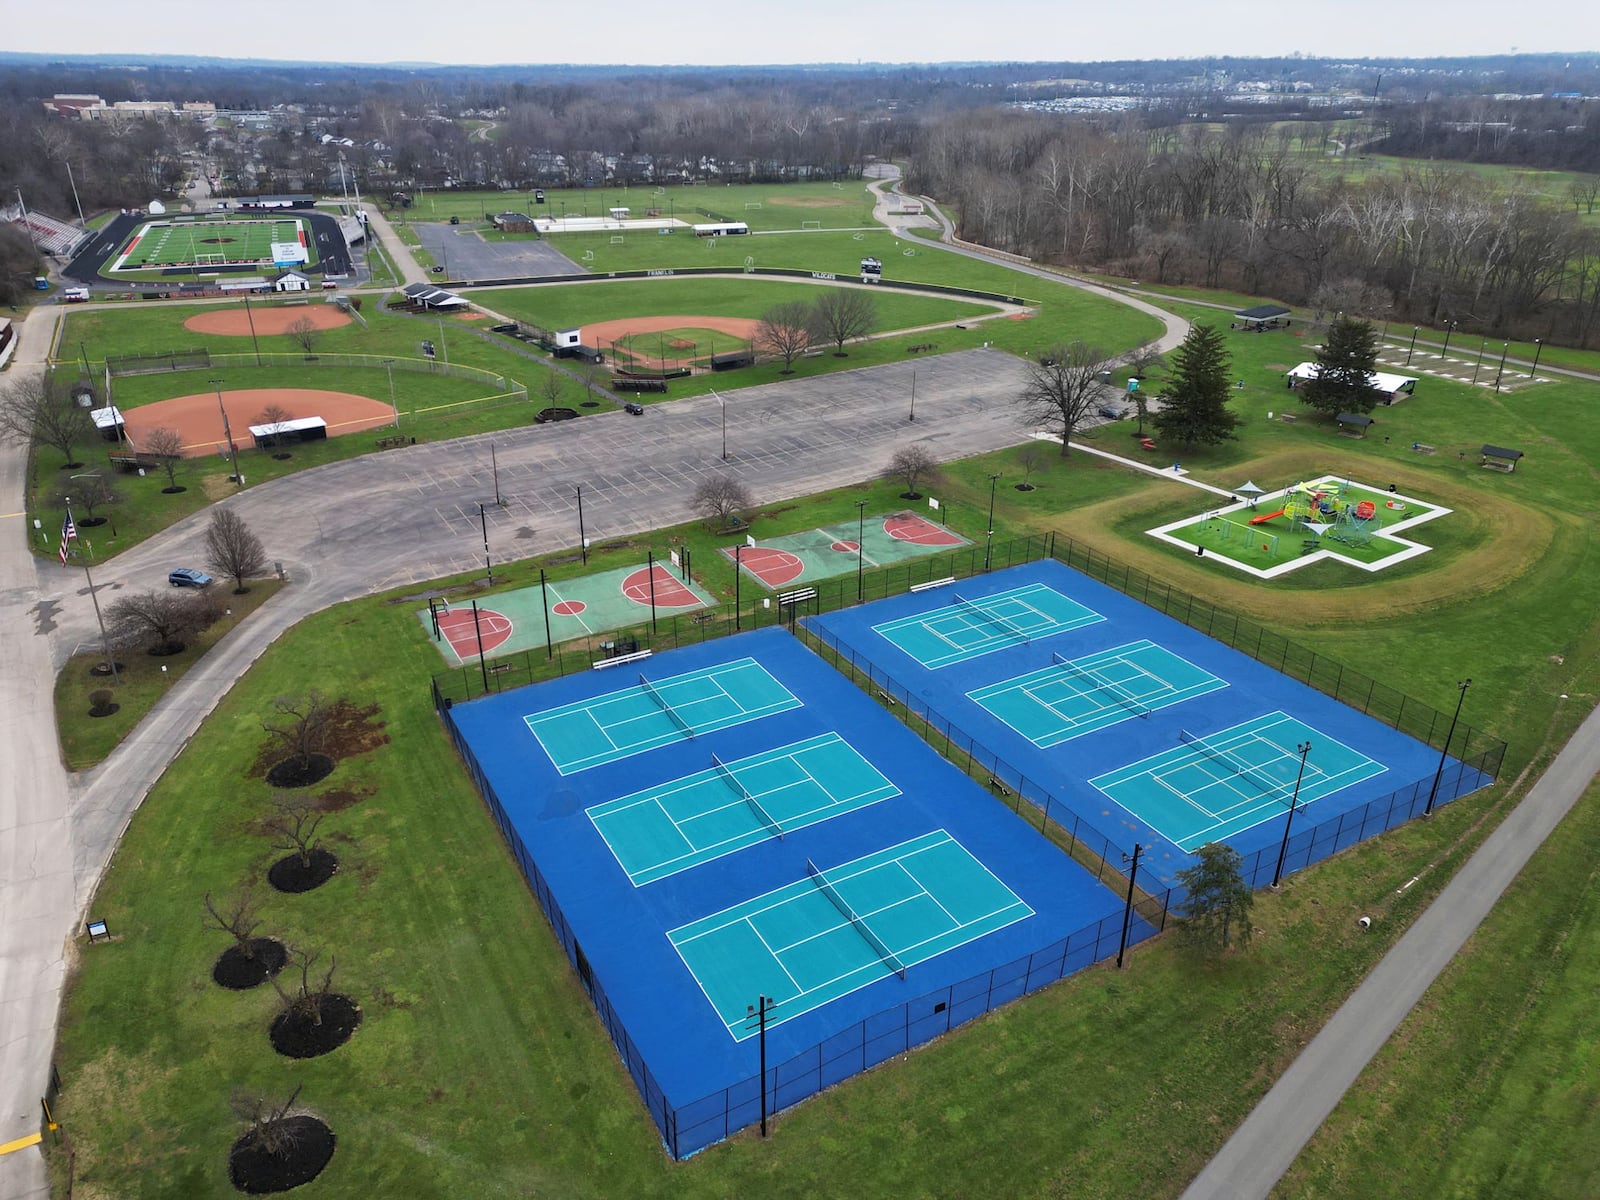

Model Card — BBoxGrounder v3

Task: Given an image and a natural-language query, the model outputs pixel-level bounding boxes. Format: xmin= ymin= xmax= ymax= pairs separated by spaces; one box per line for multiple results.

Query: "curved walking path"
xmin=1184 ymin=702 xmax=1600 ymax=1199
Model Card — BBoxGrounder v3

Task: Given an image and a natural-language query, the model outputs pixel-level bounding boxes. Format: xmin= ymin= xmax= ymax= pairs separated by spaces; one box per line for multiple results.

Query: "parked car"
xmin=623 ymin=401 xmax=646 ymax=415
xmin=168 ymin=568 xmax=213 ymax=588
xmin=1097 ymin=403 xmax=1126 ymax=420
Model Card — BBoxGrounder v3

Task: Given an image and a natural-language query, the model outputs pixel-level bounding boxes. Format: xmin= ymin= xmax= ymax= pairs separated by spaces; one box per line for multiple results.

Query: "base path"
xmin=123 ymin=388 xmax=396 ymax=456
xmin=184 ymin=304 xmax=352 ymax=336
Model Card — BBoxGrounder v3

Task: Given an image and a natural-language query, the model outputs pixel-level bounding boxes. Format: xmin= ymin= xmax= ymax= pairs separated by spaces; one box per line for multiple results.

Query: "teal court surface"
xmin=588 ymin=733 xmax=901 ymax=885
xmin=1091 ymin=712 xmax=1387 ymax=851
xmin=440 ymin=628 xmax=1137 ymax=1157
xmin=873 ymin=581 xmax=1104 ymax=669
xmin=809 ymin=559 xmax=1498 ymax=889
xmin=525 ymin=657 xmax=800 ymax=774
xmin=669 ymin=830 xmax=1034 ymax=1039
xmin=422 ymin=561 xmax=715 ymax=665
xmin=969 ymin=639 xmax=1229 ymax=746
xmin=725 ymin=510 xmax=969 ymax=589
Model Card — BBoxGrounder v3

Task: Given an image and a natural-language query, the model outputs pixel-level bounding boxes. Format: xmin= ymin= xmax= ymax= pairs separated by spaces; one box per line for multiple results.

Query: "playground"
xmin=724 ymin=511 xmax=970 ymax=589
xmin=1147 ymin=475 xmax=1451 ymax=579
xmin=419 ymin=561 xmax=716 ymax=665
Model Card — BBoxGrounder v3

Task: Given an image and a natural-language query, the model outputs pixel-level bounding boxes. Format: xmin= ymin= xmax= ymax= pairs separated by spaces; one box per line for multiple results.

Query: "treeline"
xmin=908 ymin=111 xmax=1600 ymax=348
xmin=1375 ymin=98 xmax=1600 ymax=173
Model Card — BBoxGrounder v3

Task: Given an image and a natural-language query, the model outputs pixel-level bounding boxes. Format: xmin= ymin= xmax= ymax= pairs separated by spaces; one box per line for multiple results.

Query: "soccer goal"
xmin=744 ymin=202 xmax=763 ymax=210
xmin=801 ymin=219 xmax=822 ymax=230
xmin=610 ymin=235 xmax=625 ymax=245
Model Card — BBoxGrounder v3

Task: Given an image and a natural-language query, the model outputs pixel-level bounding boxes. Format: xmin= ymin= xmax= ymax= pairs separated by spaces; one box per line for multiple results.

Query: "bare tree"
xmin=205 ymin=508 xmax=267 ymax=594
xmin=1016 ymin=341 xmax=1116 ymax=456
xmin=108 ymin=590 xmax=219 ymax=655
xmin=808 ymin=288 xmax=877 ymax=356
xmin=272 ymin=949 xmax=338 ymax=1028
xmin=1016 ymin=444 xmax=1042 ymax=492
xmin=144 ymin=426 xmax=187 ymax=490
xmin=754 ymin=301 xmax=814 ymax=373
xmin=231 ymin=1084 xmax=305 ymax=1159
xmin=204 ymin=889 xmax=264 ymax=959
xmin=690 ymin=474 xmax=754 ymax=530
xmin=0 ymin=371 xmax=95 ymax=468
xmin=538 ymin=367 xmax=564 ymax=413
xmin=254 ymin=403 xmax=294 ymax=450
xmin=57 ymin=473 xmax=122 ymax=525
xmin=262 ymin=692 xmax=332 ymax=772
xmin=265 ymin=796 xmax=326 ymax=870
xmin=886 ymin=444 xmax=940 ymax=498
xmin=286 ymin=316 xmax=319 ymax=356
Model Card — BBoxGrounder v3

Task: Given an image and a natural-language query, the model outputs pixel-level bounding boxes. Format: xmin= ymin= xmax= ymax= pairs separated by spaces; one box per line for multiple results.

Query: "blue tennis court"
xmin=525 ymin=657 xmax=800 ymax=774
xmin=872 ymin=582 xmax=1103 ymax=669
xmin=669 ymin=830 xmax=1034 ymax=1039
xmin=969 ymin=639 xmax=1228 ymax=746
xmin=1091 ymin=712 xmax=1387 ymax=850
xmin=588 ymin=733 xmax=901 ymax=886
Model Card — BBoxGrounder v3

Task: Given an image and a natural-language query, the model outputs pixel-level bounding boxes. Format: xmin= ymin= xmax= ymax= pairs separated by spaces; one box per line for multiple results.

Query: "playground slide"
xmin=1248 ymin=508 xmax=1286 ymax=526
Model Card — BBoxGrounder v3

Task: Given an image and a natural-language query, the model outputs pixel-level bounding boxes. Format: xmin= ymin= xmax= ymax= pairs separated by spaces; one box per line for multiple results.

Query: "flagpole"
xmin=83 ymin=559 xmax=117 ymax=684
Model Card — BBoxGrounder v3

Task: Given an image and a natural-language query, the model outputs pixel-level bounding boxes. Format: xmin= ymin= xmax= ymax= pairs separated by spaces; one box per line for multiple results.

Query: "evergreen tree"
xmin=1174 ymin=843 xmax=1255 ymax=954
xmin=1298 ymin=316 xmax=1385 ymax=416
xmin=1152 ymin=323 xmax=1241 ymax=447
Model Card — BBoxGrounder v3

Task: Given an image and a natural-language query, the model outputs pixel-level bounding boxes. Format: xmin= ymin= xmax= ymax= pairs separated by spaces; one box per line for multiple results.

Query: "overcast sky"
xmin=9 ymin=0 xmax=1598 ymax=66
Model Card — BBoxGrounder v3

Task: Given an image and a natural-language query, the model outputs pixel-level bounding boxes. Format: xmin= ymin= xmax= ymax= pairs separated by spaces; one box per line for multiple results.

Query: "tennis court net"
xmin=806 ymin=859 xmax=907 ymax=979
xmin=712 ymin=752 xmax=783 ymax=840
xmin=639 ymin=672 xmax=694 ymax=739
xmin=1052 ymin=652 xmax=1150 ymax=718
xmin=952 ymin=591 xmax=1031 ymax=645
xmin=1178 ymin=729 xmax=1295 ymax=808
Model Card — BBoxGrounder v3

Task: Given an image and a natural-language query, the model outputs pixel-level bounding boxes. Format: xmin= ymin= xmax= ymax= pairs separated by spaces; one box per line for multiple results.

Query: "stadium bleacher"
xmin=9 ymin=209 xmax=85 ymax=257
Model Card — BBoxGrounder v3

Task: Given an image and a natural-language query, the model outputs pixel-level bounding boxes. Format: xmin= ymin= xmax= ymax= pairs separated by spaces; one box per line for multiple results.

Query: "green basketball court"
xmin=725 ymin=510 xmax=971 ymax=590
xmin=421 ymin=561 xmax=716 ymax=665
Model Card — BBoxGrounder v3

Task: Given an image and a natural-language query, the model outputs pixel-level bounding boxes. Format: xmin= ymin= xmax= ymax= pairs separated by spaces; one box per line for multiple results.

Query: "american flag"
xmin=59 ymin=506 xmax=77 ymax=565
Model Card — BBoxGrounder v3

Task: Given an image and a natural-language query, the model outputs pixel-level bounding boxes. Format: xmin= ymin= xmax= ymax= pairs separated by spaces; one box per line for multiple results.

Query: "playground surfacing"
xmin=1147 ymin=475 xmax=1450 ymax=579
xmin=725 ymin=511 xmax=970 ymax=589
xmin=421 ymin=562 xmax=716 ymax=665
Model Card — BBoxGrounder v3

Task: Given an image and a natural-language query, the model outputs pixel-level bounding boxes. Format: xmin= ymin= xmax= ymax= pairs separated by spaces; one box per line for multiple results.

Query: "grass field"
xmin=41 ymin=195 xmax=1600 ymax=1192
xmin=46 ymin=377 xmax=1600 ymax=1193
xmin=115 ymin=217 xmax=308 ymax=270
xmin=395 ymin=179 xmax=878 ymax=233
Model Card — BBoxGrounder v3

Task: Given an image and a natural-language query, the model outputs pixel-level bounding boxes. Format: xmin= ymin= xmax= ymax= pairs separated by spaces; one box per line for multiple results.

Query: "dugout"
xmin=90 ymin=405 xmax=126 ymax=442
xmin=612 ymin=377 xmax=668 ymax=393
xmin=249 ymin=416 xmax=328 ymax=448
xmin=711 ymin=349 xmax=755 ymax=372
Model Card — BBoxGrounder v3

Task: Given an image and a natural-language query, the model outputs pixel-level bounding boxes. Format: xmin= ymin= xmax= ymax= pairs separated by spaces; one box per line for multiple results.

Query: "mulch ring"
xmin=265 ymin=754 xmax=335 ymax=789
xmin=270 ymin=994 xmax=362 ymax=1059
xmin=213 ymin=938 xmax=289 ymax=990
xmin=229 ymin=1116 xmax=336 ymax=1193
xmin=268 ymin=849 xmax=339 ymax=894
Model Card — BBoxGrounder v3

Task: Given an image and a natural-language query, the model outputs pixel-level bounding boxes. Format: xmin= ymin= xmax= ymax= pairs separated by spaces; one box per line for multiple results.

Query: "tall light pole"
xmin=242 ymin=292 xmax=262 ymax=367
xmin=1529 ymin=338 xmax=1543 ymax=378
xmin=478 ymin=502 xmax=492 ymax=584
xmin=1493 ymin=342 xmax=1509 ymax=392
xmin=713 ymin=387 xmax=727 ymax=460
xmin=1271 ymin=742 xmax=1314 ymax=888
xmin=210 ymin=378 xmax=241 ymax=487
xmin=576 ymin=484 xmax=588 ymax=565
xmin=908 ymin=367 xmax=917 ymax=422
xmin=1405 ymin=326 xmax=1420 ymax=366
xmin=1116 ymin=843 xmax=1143 ymax=968
xmin=746 ymin=995 xmax=774 ymax=1138
xmin=855 ymin=499 xmax=867 ymax=602
xmin=1424 ymin=679 xmax=1472 ymax=817
xmin=63 ymin=159 xmax=86 ymax=226
xmin=383 ymin=358 xmax=398 ymax=425
xmin=1440 ymin=320 xmax=1458 ymax=358
xmin=984 ymin=472 xmax=1001 ymax=571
